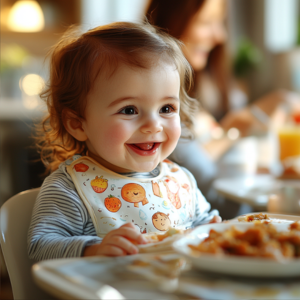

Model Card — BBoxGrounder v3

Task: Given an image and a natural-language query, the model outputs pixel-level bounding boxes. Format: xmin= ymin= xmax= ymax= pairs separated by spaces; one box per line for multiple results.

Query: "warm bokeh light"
xmin=227 ymin=128 xmax=240 ymax=140
xmin=0 ymin=7 xmax=10 ymax=29
xmin=20 ymin=74 xmax=45 ymax=96
xmin=7 ymin=1 xmax=45 ymax=32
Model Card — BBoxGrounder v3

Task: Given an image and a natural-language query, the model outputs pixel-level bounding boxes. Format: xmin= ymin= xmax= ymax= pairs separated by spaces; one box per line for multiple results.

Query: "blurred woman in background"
xmin=146 ymin=0 xmax=288 ymax=214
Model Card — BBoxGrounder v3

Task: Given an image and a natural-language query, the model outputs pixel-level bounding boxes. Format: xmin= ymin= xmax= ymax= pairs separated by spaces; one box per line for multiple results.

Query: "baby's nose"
xmin=140 ymin=117 xmax=163 ymax=134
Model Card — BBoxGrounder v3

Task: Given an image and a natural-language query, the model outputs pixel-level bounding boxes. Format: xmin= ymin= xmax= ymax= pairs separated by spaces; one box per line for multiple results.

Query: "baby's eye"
xmin=118 ymin=106 xmax=137 ymax=115
xmin=160 ymin=104 xmax=175 ymax=114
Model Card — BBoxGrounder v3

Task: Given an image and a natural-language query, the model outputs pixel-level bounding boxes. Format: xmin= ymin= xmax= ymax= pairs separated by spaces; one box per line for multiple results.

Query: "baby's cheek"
xmin=103 ymin=123 xmax=129 ymax=145
xmin=173 ymin=119 xmax=182 ymax=139
xmin=166 ymin=120 xmax=181 ymax=152
xmin=168 ymin=117 xmax=181 ymax=140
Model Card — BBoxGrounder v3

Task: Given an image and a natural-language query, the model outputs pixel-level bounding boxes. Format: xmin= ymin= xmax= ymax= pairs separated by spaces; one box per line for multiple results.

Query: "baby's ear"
xmin=63 ymin=109 xmax=88 ymax=142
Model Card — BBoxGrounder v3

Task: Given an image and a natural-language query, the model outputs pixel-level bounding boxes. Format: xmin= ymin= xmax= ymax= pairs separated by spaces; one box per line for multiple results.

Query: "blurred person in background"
xmin=146 ymin=0 xmax=291 ymax=210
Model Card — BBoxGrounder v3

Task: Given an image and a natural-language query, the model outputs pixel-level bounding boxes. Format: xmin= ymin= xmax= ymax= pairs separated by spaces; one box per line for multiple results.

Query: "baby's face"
xmin=81 ymin=61 xmax=181 ymax=173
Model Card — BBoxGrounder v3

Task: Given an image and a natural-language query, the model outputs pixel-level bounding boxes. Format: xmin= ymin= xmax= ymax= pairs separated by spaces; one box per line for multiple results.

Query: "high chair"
xmin=0 ymin=188 xmax=56 ymax=300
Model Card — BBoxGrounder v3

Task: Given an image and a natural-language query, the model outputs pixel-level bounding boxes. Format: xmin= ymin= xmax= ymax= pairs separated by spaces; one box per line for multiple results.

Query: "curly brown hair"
xmin=38 ymin=22 xmax=197 ymax=173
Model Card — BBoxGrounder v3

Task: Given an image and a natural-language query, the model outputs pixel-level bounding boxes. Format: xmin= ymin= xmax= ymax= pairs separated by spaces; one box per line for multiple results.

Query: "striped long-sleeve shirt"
xmin=28 ymin=161 xmax=219 ymax=261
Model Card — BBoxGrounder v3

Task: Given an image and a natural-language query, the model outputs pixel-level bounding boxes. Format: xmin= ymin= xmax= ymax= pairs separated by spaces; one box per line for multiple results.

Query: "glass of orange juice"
xmin=278 ymin=127 xmax=300 ymax=161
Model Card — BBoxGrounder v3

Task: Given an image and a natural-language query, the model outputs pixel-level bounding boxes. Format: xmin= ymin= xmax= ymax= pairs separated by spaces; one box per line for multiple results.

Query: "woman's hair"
xmin=39 ymin=21 xmax=197 ymax=173
xmin=146 ymin=0 xmax=231 ymax=120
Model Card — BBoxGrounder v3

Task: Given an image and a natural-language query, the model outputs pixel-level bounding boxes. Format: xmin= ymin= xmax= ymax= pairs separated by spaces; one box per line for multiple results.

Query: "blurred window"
xmin=81 ymin=0 xmax=149 ymax=31
xmin=265 ymin=0 xmax=299 ymax=52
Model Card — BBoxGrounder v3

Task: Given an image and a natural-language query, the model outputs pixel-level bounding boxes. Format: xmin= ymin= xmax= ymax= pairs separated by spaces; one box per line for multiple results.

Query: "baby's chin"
xmin=130 ymin=161 xmax=161 ymax=173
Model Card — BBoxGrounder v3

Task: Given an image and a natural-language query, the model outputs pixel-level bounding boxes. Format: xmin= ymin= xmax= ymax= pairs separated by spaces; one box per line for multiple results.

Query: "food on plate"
xmin=143 ymin=227 xmax=184 ymax=244
xmin=290 ymin=221 xmax=300 ymax=231
xmin=131 ymin=228 xmax=186 ymax=254
xmin=156 ymin=227 xmax=184 ymax=241
xmin=128 ymin=227 xmax=185 ymax=248
xmin=188 ymin=222 xmax=300 ymax=260
xmin=237 ymin=213 xmax=270 ymax=223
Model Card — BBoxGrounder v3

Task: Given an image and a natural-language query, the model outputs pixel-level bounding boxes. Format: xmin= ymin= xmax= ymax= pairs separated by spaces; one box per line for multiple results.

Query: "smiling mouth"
xmin=127 ymin=143 xmax=161 ymax=156
xmin=134 ymin=143 xmax=155 ymax=150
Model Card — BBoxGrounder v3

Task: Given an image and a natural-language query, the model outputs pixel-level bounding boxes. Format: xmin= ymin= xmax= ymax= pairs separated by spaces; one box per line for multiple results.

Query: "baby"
xmin=28 ymin=22 xmax=221 ymax=261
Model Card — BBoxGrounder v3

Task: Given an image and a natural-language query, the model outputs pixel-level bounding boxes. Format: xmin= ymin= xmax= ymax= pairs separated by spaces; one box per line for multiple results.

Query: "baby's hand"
xmin=209 ymin=215 xmax=222 ymax=223
xmin=83 ymin=223 xmax=147 ymax=257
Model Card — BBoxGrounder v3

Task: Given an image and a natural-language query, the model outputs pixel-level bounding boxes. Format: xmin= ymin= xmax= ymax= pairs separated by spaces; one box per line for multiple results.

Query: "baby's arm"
xmin=28 ymin=169 xmax=101 ymax=261
xmin=83 ymin=223 xmax=147 ymax=257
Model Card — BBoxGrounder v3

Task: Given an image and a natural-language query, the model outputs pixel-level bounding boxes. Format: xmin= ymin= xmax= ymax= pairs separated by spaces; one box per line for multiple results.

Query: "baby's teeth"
xmin=136 ymin=143 xmax=154 ymax=150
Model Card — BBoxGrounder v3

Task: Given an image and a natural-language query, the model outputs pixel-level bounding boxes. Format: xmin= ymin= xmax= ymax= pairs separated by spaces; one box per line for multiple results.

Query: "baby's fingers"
xmin=106 ymin=235 xmax=138 ymax=255
xmin=120 ymin=222 xmax=136 ymax=229
xmin=209 ymin=215 xmax=222 ymax=223
xmin=108 ymin=223 xmax=147 ymax=245
xmin=96 ymin=244 xmax=127 ymax=256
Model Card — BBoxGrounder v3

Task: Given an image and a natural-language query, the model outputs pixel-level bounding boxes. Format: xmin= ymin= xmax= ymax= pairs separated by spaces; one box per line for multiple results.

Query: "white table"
xmin=32 ymin=253 xmax=300 ymax=300
xmin=213 ymin=173 xmax=300 ymax=211
xmin=33 ymin=256 xmax=179 ymax=300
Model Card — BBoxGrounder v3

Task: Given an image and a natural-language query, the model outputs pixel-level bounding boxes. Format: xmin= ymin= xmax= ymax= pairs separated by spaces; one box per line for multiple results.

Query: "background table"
xmin=211 ymin=134 xmax=285 ymax=212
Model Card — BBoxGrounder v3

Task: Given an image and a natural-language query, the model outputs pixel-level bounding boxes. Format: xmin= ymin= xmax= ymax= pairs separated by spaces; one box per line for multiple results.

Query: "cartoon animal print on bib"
xmin=67 ymin=156 xmax=196 ymax=236
xmin=104 ymin=195 xmax=122 ymax=212
xmin=91 ymin=176 xmax=108 ymax=193
xmin=121 ymin=183 xmax=149 ymax=208
xmin=152 ymin=212 xmax=171 ymax=231
xmin=163 ymin=176 xmax=181 ymax=209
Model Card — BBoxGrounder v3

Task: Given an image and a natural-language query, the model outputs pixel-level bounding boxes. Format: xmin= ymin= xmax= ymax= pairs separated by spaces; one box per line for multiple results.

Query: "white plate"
xmin=229 ymin=212 xmax=300 ymax=224
xmin=173 ymin=222 xmax=300 ymax=277
xmin=213 ymin=175 xmax=299 ymax=210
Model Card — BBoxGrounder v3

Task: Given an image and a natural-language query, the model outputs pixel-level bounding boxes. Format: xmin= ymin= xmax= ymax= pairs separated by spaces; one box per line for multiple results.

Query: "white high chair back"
xmin=0 ymin=188 xmax=55 ymax=300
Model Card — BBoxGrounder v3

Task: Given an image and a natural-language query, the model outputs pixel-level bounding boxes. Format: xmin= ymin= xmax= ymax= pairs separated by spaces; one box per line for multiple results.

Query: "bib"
xmin=66 ymin=156 xmax=196 ymax=238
